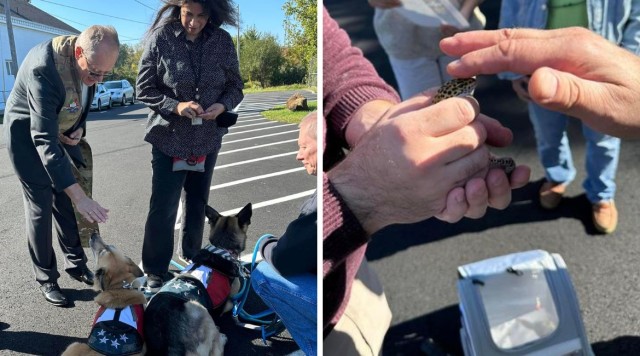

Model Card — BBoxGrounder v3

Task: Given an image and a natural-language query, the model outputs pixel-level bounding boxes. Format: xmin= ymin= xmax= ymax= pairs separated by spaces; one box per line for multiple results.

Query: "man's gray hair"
xmin=299 ymin=111 xmax=317 ymax=140
xmin=77 ymin=25 xmax=120 ymax=59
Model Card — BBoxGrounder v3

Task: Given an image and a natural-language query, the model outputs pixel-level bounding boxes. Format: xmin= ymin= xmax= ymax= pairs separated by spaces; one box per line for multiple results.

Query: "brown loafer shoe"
xmin=593 ymin=201 xmax=618 ymax=234
xmin=539 ymin=181 xmax=567 ymax=210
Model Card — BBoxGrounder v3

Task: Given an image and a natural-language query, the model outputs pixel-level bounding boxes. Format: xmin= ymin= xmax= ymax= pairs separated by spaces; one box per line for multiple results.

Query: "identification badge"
xmin=191 ymin=117 xmax=203 ymax=126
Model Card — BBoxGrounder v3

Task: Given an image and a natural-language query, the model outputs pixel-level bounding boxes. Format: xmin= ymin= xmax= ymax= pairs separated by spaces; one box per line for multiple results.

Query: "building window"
xmin=5 ymin=60 xmax=15 ymax=76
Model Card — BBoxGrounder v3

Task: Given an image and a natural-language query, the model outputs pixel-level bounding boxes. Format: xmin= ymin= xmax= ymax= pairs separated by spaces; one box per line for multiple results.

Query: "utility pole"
xmin=236 ymin=4 xmax=240 ymax=63
xmin=4 ymin=0 xmax=19 ymax=76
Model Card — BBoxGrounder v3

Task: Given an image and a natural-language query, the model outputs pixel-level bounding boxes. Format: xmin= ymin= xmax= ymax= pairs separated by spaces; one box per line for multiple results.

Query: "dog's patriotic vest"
xmin=88 ymin=304 xmax=144 ymax=355
xmin=151 ymin=264 xmax=231 ymax=317
xmin=184 ymin=263 xmax=232 ymax=309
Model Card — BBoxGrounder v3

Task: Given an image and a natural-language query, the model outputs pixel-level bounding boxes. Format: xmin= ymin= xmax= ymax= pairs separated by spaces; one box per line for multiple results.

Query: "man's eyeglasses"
xmin=83 ymin=51 xmax=111 ymax=79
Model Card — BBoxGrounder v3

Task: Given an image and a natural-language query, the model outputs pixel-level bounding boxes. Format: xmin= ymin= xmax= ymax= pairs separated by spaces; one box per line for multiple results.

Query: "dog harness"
xmin=183 ymin=264 xmax=232 ymax=309
xmin=88 ymin=304 xmax=144 ymax=355
xmin=151 ymin=245 xmax=235 ymax=316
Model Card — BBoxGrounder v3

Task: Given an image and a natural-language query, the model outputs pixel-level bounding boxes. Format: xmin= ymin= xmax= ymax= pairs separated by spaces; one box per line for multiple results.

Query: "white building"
xmin=0 ymin=0 xmax=78 ymax=110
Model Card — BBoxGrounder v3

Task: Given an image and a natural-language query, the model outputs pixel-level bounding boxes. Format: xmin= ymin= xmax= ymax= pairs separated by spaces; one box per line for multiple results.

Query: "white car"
xmin=90 ymin=84 xmax=112 ymax=111
xmin=103 ymin=79 xmax=135 ymax=106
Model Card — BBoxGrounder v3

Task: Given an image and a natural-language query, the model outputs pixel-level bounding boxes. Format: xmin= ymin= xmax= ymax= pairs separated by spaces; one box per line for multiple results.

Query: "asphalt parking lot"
xmin=0 ymin=90 xmax=316 ymax=355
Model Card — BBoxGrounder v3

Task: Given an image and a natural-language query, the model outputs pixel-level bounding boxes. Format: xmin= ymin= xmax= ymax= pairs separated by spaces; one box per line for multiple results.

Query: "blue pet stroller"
xmin=457 ymin=250 xmax=595 ymax=356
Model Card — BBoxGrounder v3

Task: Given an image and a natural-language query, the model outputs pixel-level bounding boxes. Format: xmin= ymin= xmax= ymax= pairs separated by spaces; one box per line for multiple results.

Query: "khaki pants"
xmin=324 ymin=259 xmax=392 ymax=356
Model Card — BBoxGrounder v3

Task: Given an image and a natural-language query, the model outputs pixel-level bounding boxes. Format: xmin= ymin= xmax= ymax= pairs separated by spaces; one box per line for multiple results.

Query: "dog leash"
xmin=231 ymin=234 xmax=283 ymax=343
xmin=231 ymin=234 xmax=276 ymax=321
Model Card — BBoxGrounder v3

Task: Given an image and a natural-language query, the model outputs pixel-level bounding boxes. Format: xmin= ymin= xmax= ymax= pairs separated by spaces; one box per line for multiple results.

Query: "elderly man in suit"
xmin=3 ymin=25 xmax=119 ymax=306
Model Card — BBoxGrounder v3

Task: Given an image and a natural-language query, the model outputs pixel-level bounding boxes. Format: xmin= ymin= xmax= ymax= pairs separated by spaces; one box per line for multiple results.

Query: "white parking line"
xmin=236 ymin=112 xmax=263 ymax=117
xmin=219 ymin=139 xmax=297 ymax=155
xmin=210 ymin=167 xmax=305 ymax=190
xmin=175 ymin=190 xmax=315 ymax=230
xmin=239 ymin=104 xmax=275 ymax=110
xmin=235 ymin=118 xmax=269 ymax=123
xmin=216 ymin=152 xmax=297 ymax=169
xmin=222 ymin=130 xmax=299 ymax=144
xmin=232 ymin=121 xmax=279 ymax=129
xmin=219 ymin=190 xmax=315 ymax=215
xmin=225 ymin=124 xmax=295 ymax=136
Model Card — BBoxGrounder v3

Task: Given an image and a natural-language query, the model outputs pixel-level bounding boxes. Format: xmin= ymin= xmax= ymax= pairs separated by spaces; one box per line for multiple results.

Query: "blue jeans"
xmin=529 ymin=103 xmax=620 ymax=203
xmin=251 ymin=262 xmax=317 ymax=356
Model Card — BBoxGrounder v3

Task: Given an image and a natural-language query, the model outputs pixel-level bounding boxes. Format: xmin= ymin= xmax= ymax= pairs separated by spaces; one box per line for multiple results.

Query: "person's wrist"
xmin=64 ymin=183 xmax=86 ymax=204
xmin=327 ymin=160 xmax=386 ymax=235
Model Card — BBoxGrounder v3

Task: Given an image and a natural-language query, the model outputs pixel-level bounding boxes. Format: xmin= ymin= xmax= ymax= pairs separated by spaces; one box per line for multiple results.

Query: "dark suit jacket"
xmin=3 ymin=39 xmax=95 ymax=192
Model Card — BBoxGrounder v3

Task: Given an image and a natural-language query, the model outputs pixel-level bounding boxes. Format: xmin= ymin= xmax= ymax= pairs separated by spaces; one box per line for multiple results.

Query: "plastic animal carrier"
xmin=457 ymin=250 xmax=594 ymax=356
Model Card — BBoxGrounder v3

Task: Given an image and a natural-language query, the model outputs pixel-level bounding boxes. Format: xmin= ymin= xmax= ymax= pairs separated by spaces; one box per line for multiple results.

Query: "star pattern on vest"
xmin=165 ymin=277 xmax=201 ymax=299
xmin=172 ymin=280 xmax=185 ymax=290
xmin=90 ymin=326 xmax=141 ymax=354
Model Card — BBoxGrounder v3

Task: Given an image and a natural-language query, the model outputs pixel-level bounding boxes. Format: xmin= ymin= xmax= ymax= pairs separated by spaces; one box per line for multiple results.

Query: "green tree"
xmin=111 ymin=43 xmax=144 ymax=86
xmin=239 ymin=26 xmax=284 ymax=87
xmin=282 ymin=0 xmax=316 ymax=68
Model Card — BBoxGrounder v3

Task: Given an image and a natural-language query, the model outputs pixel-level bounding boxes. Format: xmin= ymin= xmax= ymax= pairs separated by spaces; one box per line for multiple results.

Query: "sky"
xmin=29 ymin=0 xmax=289 ymax=45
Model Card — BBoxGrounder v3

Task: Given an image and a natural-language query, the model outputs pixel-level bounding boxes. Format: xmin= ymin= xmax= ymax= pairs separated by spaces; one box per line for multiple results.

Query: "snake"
xmin=433 ymin=78 xmax=516 ymax=175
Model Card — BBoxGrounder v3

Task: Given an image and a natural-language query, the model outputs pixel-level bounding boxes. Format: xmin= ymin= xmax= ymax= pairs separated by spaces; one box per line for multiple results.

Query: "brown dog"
xmin=62 ymin=232 xmax=146 ymax=356
xmin=144 ymin=203 xmax=252 ymax=356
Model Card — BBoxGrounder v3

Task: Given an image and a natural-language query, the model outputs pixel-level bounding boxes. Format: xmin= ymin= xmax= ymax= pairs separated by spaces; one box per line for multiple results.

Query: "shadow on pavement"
xmin=592 ymin=336 xmax=640 ymax=356
xmin=0 ymin=329 xmax=84 ymax=354
xmin=367 ymin=179 xmax=601 ymax=261
xmin=383 ymin=304 xmax=463 ymax=356
xmin=63 ymin=286 xmax=98 ymax=304
xmin=383 ymin=308 xmax=640 ymax=356
xmin=217 ymin=313 xmax=300 ymax=355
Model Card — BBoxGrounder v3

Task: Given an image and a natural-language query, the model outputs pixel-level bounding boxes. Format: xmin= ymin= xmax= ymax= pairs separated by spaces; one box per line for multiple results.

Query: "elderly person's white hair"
xmin=77 ymin=25 xmax=120 ymax=59
xmin=299 ymin=111 xmax=317 ymax=140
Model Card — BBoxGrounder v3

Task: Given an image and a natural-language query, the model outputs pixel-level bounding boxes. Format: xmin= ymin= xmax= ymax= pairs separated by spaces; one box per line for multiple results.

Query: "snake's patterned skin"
xmin=434 ymin=78 xmax=516 ymax=175
xmin=432 ymin=78 xmax=477 ymax=104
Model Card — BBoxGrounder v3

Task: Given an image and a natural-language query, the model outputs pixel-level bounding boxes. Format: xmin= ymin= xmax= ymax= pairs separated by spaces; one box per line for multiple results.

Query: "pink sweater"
xmin=322 ymin=6 xmax=400 ymax=335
